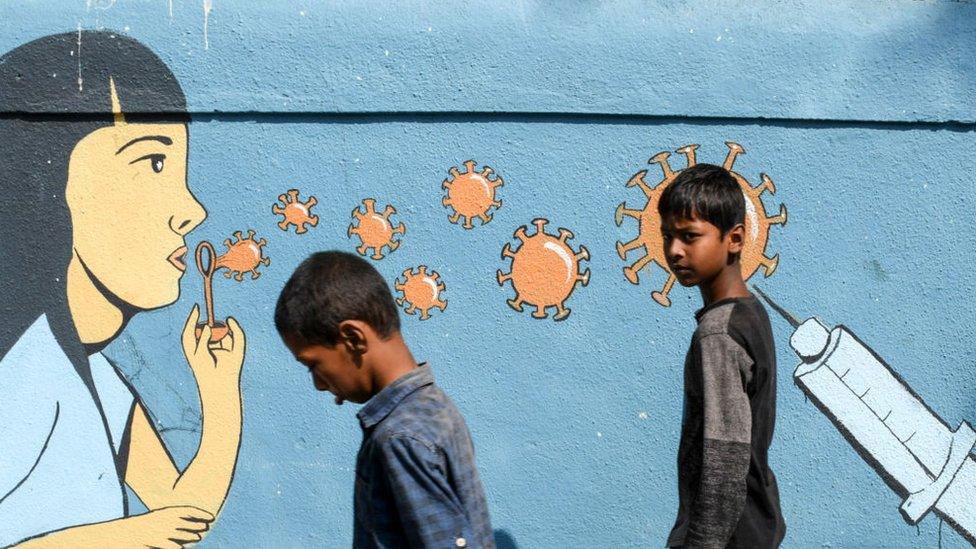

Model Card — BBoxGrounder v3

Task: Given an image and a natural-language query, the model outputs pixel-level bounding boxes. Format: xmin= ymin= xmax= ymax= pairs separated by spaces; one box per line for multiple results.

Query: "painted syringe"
xmin=754 ymin=287 xmax=976 ymax=544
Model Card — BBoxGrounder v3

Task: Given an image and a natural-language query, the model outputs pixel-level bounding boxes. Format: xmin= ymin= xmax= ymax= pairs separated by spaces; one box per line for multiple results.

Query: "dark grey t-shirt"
xmin=667 ymin=295 xmax=786 ymax=548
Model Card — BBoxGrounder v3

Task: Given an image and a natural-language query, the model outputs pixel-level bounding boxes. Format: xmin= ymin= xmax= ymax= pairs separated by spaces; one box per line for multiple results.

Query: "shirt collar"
xmin=357 ymin=363 xmax=433 ymax=430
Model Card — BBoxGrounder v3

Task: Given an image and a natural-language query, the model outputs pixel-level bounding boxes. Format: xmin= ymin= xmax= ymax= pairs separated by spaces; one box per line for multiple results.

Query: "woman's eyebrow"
xmin=115 ymin=135 xmax=173 ymax=155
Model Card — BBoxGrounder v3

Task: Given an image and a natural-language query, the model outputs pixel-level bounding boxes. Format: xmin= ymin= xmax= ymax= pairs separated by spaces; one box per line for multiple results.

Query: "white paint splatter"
xmin=596 ymin=431 xmax=603 ymax=438
xmin=299 ymin=10 xmax=306 ymax=16
xmin=203 ymin=0 xmax=213 ymax=50
xmin=169 ymin=0 xmax=173 ymax=18
xmin=638 ymin=412 xmax=648 ymax=420
xmin=77 ymin=24 xmax=83 ymax=92
xmin=384 ymin=50 xmax=389 ymax=56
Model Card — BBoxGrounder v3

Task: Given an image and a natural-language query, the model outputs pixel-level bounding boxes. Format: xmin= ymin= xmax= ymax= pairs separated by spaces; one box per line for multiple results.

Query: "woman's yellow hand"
xmin=181 ymin=305 xmax=246 ymax=388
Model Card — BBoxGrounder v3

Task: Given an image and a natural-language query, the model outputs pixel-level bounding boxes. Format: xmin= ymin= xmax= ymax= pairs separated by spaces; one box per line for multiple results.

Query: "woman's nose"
xmin=170 ymin=194 xmax=207 ymax=236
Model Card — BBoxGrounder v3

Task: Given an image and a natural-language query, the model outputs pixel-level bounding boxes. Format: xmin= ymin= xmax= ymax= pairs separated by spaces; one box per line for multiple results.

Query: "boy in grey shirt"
xmin=658 ymin=164 xmax=786 ymax=548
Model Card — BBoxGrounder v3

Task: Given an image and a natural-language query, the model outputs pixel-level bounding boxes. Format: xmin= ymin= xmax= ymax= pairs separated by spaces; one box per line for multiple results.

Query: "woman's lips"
xmin=168 ymin=246 xmax=188 ymax=272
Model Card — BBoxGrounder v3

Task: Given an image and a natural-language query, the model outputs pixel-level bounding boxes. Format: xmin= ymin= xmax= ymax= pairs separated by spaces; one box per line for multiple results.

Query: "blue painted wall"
xmin=2 ymin=1 xmax=976 ymax=547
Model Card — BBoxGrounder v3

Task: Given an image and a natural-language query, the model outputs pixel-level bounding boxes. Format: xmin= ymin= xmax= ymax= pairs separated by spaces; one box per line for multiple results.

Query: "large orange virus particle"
xmin=497 ymin=218 xmax=590 ymax=321
xmin=347 ymin=198 xmax=406 ymax=260
xmin=614 ymin=141 xmax=787 ymax=307
xmin=215 ymin=229 xmax=271 ymax=281
xmin=442 ymin=159 xmax=504 ymax=229
xmin=395 ymin=265 xmax=447 ymax=320
xmin=272 ymin=188 xmax=318 ymax=234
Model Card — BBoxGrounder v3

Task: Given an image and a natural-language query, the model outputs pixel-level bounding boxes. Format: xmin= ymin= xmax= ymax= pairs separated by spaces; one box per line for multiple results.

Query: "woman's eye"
xmin=131 ymin=153 xmax=166 ymax=173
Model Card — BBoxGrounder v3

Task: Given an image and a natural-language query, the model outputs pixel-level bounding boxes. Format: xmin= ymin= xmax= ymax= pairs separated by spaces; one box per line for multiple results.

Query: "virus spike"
xmin=677 ymin=144 xmax=699 ymax=167
xmin=363 ymin=198 xmax=377 ymax=213
xmin=257 ymin=237 xmax=267 ymax=247
xmin=557 ymin=228 xmax=574 ymax=243
xmin=383 ymin=204 xmax=396 ymax=218
xmin=357 ymin=244 xmax=368 ymax=256
xmin=448 ymin=211 xmax=461 ymax=224
xmin=246 ymin=229 xmax=256 ymax=239
xmin=250 ymin=270 xmax=260 ymax=280
xmin=464 ymin=159 xmax=477 ymax=172
xmin=491 ymin=176 xmax=504 ymax=188
xmin=506 ymin=297 xmax=524 ymax=312
xmin=481 ymin=165 xmax=493 ymax=178
xmin=463 ymin=216 xmax=474 ymax=229
xmin=761 ymin=254 xmax=780 ymax=277
xmin=234 ymin=272 xmax=243 ymax=282
xmin=478 ymin=212 xmax=492 ymax=224
xmin=223 ymin=238 xmax=233 ymax=249
xmin=649 ymin=151 xmax=674 ymax=181
xmin=616 ymin=237 xmax=643 ymax=260
xmin=435 ymin=299 xmax=447 ymax=310
xmin=395 ymin=296 xmax=406 ymax=306
xmin=577 ymin=245 xmax=590 ymax=262
xmin=492 ymin=199 xmax=502 ymax=208
xmin=752 ymin=173 xmax=776 ymax=196
xmin=531 ymin=303 xmax=548 ymax=319
xmin=652 ymin=274 xmax=676 ymax=307
xmin=553 ymin=304 xmax=571 ymax=322
xmin=500 ymin=242 xmax=516 ymax=259
xmin=419 ymin=309 xmax=430 ymax=320
xmin=723 ymin=141 xmax=745 ymax=171
xmin=347 ymin=225 xmax=355 ymax=237
xmin=578 ymin=268 xmax=591 ymax=286
xmin=625 ymin=170 xmax=655 ymax=198
xmin=531 ymin=218 xmax=548 ymax=235
xmin=623 ymin=254 xmax=654 ymax=284
xmin=418 ymin=265 xmax=428 ymax=275
xmin=394 ymin=222 xmax=406 ymax=235
xmin=768 ymin=204 xmax=788 ymax=226
xmin=614 ymin=203 xmax=642 ymax=226
xmin=233 ymin=230 xmax=243 ymax=241
xmin=448 ymin=166 xmax=461 ymax=179
xmin=497 ymin=269 xmax=512 ymax=284
xmin=513 ymin=225 xmax=529 ymax=243
xmin=406 ymin=304 xmax=418 ymax=316
xmin=278 ymin=219 xmax=290 ymax=231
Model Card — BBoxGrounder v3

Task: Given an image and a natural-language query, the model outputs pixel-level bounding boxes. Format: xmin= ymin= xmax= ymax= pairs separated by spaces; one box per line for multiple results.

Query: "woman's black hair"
xmin=657 ymin=163 xmax=745 ymax=235
xmin=0 ymin=31 xmax=188 ymax=463
xmin=275 ymin=251 xmax=401 ymax=347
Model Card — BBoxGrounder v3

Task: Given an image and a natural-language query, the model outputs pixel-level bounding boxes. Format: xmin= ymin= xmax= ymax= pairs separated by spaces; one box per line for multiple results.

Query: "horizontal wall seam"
xmin=2 ymin=111 xmax=975 ymax=131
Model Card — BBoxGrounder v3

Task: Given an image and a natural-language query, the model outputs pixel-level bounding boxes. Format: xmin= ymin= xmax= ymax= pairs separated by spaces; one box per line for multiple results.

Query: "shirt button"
xmin=455 ymin=538 xmax=467 ymax=548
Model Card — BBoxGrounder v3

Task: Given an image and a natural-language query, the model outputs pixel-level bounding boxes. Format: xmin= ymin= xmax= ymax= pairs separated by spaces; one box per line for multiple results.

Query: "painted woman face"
xmin=65 ymin=122 xmax=206 ymax=310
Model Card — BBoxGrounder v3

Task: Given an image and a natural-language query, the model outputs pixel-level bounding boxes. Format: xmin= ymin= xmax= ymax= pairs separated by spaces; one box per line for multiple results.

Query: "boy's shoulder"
xmin=694 ymin=295 xmax=770 ymax=342
xmin=373 ymin=382 xmax=467 ymax=450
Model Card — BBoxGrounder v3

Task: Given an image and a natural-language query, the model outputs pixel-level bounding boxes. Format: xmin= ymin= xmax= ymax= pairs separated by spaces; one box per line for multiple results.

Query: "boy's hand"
xmin=182 ymin=305 xmax=246 ymax=388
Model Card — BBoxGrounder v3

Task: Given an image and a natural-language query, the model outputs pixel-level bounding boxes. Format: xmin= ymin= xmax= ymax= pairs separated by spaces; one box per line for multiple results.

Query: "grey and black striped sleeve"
xmin=686 ymin=332 xmax=753 ymax=549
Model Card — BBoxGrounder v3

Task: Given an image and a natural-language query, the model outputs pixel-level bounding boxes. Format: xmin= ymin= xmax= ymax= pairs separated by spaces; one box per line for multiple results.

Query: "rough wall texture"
xmin=1 ymin=1 xmax=975 ymax=547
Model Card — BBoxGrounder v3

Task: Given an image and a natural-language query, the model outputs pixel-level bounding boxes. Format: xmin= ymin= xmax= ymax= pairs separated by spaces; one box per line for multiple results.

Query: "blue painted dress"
xmin=0 ymin=315 xmax=135 ymax=546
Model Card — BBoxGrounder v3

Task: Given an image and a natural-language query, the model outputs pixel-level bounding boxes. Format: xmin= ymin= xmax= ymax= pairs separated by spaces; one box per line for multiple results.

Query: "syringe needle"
xmin=752 ymin=285 xmax=801 ymax=328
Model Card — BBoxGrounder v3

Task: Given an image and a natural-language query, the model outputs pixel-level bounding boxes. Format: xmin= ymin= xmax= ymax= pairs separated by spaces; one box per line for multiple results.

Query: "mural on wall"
xmin=497 ymin=218 xmax=590 ymax=321
xmin=442 ymin=159 xmax=504 ymax=229
xmin=395 ymin=265 xmax=448 ymax=320
xmin=615 ymin=142 xmax=787 ymax=306
xmin=347 ymin=198 xmax=407 ymax=260
xmin=754 ymin=288 xmax=976 ymax=544
xmin=0 ymin=32 xmax=244 ymax=547
xmin=272 ymin=188 xmax=319 ymax=234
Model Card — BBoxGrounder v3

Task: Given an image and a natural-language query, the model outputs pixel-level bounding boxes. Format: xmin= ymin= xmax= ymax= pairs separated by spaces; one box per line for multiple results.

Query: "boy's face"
xmin=660 ymin=212 xmax=743 ymax=287
xmin=284 ymin=335 xmax=371 ymax=405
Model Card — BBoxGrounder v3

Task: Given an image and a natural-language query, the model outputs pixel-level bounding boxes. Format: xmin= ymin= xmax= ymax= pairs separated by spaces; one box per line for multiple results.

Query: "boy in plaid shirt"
xmin=276 ymin=251 xmax=494 ymax=548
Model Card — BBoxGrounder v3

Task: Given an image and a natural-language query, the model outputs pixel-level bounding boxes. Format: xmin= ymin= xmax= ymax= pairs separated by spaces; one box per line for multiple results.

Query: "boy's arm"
xmin=377 ymin=434 xmax=474 ymax=548
xmin=686 ymin=333 xmax=753 ymax=549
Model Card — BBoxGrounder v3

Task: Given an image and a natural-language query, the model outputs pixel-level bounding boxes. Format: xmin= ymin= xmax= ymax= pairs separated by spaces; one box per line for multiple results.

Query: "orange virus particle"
xmin=347 ymin=198 xmax=406 ymax=260
xmin=215 ymin=229 xmax=271 ymax=281
xmin=497 ymin=218 xmax=590 ymax=321
xmin=614 ymin=141 xmax=787 ymax=307
xmin=272 ymin=188 xmax=318 ymax=234
xmin=395 ymin=265 xmax=447 ymax=320
xmin=441 ymin=159 xmax=504 ymax=229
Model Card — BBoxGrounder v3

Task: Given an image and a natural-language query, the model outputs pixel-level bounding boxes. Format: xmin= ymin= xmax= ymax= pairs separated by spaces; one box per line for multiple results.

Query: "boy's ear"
xmin=727 ymin=223 xmax=746 ymax=254
xmin=337 ymin=320 xmax=368 ymax=355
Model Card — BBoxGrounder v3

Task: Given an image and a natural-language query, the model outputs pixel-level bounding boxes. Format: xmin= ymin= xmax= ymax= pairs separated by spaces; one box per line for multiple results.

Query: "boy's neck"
xmin=698 ymin=261 xmax=751 ymax=306
xmin=367 ymin=332 xmax=420 ymax=396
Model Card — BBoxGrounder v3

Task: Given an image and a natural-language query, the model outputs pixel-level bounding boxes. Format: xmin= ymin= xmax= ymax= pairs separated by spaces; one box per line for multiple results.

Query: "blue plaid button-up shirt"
xmin=353 ymin=364 xmax=494 ymax=549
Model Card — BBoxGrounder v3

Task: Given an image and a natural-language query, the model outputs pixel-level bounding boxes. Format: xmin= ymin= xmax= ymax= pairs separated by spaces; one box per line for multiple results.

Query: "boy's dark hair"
xmin=274 ymin=251 xmax=400 ymax=346
xmin=657 ymin=163 xmax=745 ymax=235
